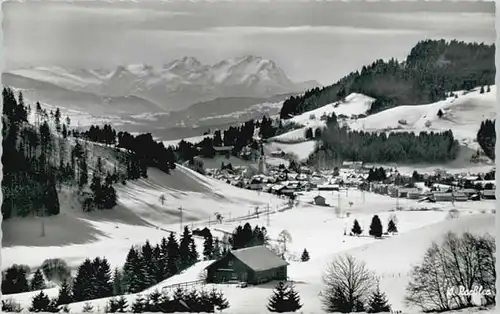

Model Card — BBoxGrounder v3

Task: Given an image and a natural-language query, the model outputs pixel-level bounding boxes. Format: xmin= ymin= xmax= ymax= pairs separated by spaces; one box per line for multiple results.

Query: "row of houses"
xmin=369 ymin=183 xmax=496 ymax=202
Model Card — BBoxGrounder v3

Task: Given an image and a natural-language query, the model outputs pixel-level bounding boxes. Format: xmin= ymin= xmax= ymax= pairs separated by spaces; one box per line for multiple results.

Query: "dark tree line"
xmin=122 ymin=227 xmax=199 ymax=294
xmin=118 ymin=286 xmax=229 ymax=313
xmin=229 ymin=222 xmax=269 ymax=250
xmin=309 ymin=113 xmax=459 ymax=164
xmin=280 ymin=39 xmax=495 ymax=118
xmin=2 ymin=88 xmax=61 ymax=219
xmin=477 ymin=119 xmax=495 ymax=161
xmin=117 ymin=131 xmax=176 ymax=175
xmin=82 ymin=124 xmax=116 ymax=146
xmin=367 ymin=168 xmax=387 ymax=182
xmin=172 ymin=119 xmax=261 ymax=163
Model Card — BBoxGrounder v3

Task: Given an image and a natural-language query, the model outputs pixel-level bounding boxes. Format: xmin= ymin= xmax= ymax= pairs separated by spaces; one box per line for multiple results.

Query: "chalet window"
xmin=228 ymin=260 xmax=233 ymax=267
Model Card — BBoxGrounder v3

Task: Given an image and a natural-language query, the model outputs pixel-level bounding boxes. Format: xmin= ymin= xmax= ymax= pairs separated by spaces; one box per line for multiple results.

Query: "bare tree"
xmin=405 ymin=242 xmax=453 ymax=312
xmin=322 ymin=254 xmax=375 ymax=313
xmin=405 ymin=232 xmax=496 ymax=312
xmin=278 ymin=229 xmax=292 ymax=255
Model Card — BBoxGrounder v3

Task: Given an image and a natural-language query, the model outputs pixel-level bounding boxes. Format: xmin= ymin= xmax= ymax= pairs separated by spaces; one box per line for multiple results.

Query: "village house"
xmin=432 ymin=192 xmax=454 ymax=202
xmin=482 ymin=190 xmax=496 ymax=200
xmin=205 ymin=246 xmax=288 ymax=285
xmin=341 ymin=161 xmax=364 ymax=170
xmin=213 ymin=146 xmax=233 ymax=157
xmin=317 ymin=184 xmax=339 ymax=191
xmin=452 ymin=192 xmax=468 ymax=202
xmin=314 ymin=195 xmax=326 ymax=206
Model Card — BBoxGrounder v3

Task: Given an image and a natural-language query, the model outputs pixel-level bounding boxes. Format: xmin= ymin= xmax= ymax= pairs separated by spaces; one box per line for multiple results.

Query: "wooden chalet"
xmin=205 ymin=246 xmax=288 ymax=285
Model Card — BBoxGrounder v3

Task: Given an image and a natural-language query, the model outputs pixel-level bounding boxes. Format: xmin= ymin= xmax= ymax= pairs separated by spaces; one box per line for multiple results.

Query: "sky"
xmin=2 ymin=1 xmax=495 ymax=85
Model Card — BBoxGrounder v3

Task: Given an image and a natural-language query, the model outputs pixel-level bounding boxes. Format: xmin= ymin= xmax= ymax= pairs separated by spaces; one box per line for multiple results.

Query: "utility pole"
xmin=179 ymin=206 xmax=183 ymax=233
xmin=267 ymin=203 xmax=270 ymax=227
xmin=396 ymin=189 xmax=399 ymax=210
xmin=337 ymin=193 xmax=341 ymax=218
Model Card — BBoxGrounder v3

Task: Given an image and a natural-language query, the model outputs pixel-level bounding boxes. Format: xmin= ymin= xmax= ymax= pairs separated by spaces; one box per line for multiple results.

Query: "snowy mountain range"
xmin=3 ymin=56 xmax=321 ymax=113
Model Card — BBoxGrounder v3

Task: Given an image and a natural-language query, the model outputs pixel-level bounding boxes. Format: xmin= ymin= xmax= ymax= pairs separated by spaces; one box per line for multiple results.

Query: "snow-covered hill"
xmin=2 ymin=164 xmax=288 ymax=269
xmin=271 ymin=93 xmax=374 ymax=143
xmin=4 ymin=56 xmax=321 ymax=112
xmin=348 ymin=86 xmax=497 ymax=150
xmin=265 ymin=87 xmax=496 ymax=163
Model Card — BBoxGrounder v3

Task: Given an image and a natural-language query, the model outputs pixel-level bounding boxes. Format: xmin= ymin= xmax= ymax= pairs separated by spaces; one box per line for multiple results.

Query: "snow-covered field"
xmin=4 ymin=170 xmax=496 ymax=313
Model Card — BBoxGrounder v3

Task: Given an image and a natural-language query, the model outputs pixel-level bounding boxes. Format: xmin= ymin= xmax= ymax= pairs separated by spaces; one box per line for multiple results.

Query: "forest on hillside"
xmin=308 ymin=113 xmax=460 ymax=165
xmin=477 ymin=119 xmax=496 ymax=161
xmin=280 ymin=39 xmax=495 ymax=118
xmin=1 ymin=87 xmax=176 ymax=220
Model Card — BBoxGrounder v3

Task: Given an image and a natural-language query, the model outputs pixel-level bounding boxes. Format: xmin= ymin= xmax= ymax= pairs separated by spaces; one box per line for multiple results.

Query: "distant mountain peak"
xmin=7 ymin=55 xmax=323 ymax=112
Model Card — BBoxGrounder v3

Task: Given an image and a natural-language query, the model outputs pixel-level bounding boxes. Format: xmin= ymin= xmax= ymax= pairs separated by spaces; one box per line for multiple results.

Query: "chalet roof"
xmin=314 ymin=195 xmax=325 ymax=200
xmin=214 ymin=146 xmax=233 ymax=151
xmin=229 ymin=245 xmax=288 ymax=272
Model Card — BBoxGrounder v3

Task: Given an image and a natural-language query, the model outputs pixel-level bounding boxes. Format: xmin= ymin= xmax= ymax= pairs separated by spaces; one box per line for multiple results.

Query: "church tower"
xmin=258 ymin=142 xmax=266 ymax=174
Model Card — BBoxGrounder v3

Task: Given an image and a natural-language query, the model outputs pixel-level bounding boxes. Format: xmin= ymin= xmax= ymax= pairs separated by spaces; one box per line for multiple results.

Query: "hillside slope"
xmin=2 ymin=163 xmax=287 ymax=270
xmin=347 ymin=86 xmax=496 ymax=150
xmin=280 ymin=39 xmax=494 ymax=119
xmin=264 ymin=86 xmax=495 ymax=165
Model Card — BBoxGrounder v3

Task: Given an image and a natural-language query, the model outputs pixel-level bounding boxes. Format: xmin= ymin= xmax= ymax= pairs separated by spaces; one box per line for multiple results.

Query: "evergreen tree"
xmin=179 ymin=226 xmax=194 ymax=270
xmin=387 ymin=219 xmax=398 ymax=234
xmin=172 ymin=286 xmax=188 ymax=312
xmin=29 ymin=290 xmax=51 ymax=312
xmin=112 ymin=268 xmax=124 ymax=296
xmin=131 ymin=294 xmax=146 ymax=313
xmin=366 ymin=286 xmax=391 ymax=313
xmin=30 ymin=269 xmax=47 ymax=291
xmin=114 ymin=296 xmax=128 ymax=313
xmin=57 ymin=279 xmax=73 ymax=305
xmin=305 ymin=128 xmax=313 ymax=139
xmin=369 ymin=215 xmax=383 ymax=238
xmin=285 ymin=283 xmax=303 ymax=312
xmin=300 ymin=249 xmax=310 ymax=262
xmin=1 ymin=265 xmax=30 ymax=294
xmin=203 ymin=231 xmax=214 ymax=260
xmin=166 ymin=232 xmax=180 ymax=277
xmin=123 ymin=246 xmax=144 ymax=293
xmin=267 ymin=281 xmax=290 ymax=312
xmin=437 ymin=109 xmax=444 ymax=118
xmin=209 ymin=288 xmax=229 ymax=311
xmin=72 ymin=259 xmax=96 ymax=301
xmin=82 ymin=302 xmax=94 ymax=313
xmin=184 ymin=289 xmax=201 ymax=312
xmin=106 ymin=297 xmax=124 ymax=313
xmin=351 ymin=219 xmax=363 ymax=236
xmin=189 ymin=239 xmax=199 ymax=266
xmin=141 ymin=240 xmax=159 ymax=287
xmin=93 ymin=257 xmax=113 ymax=298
